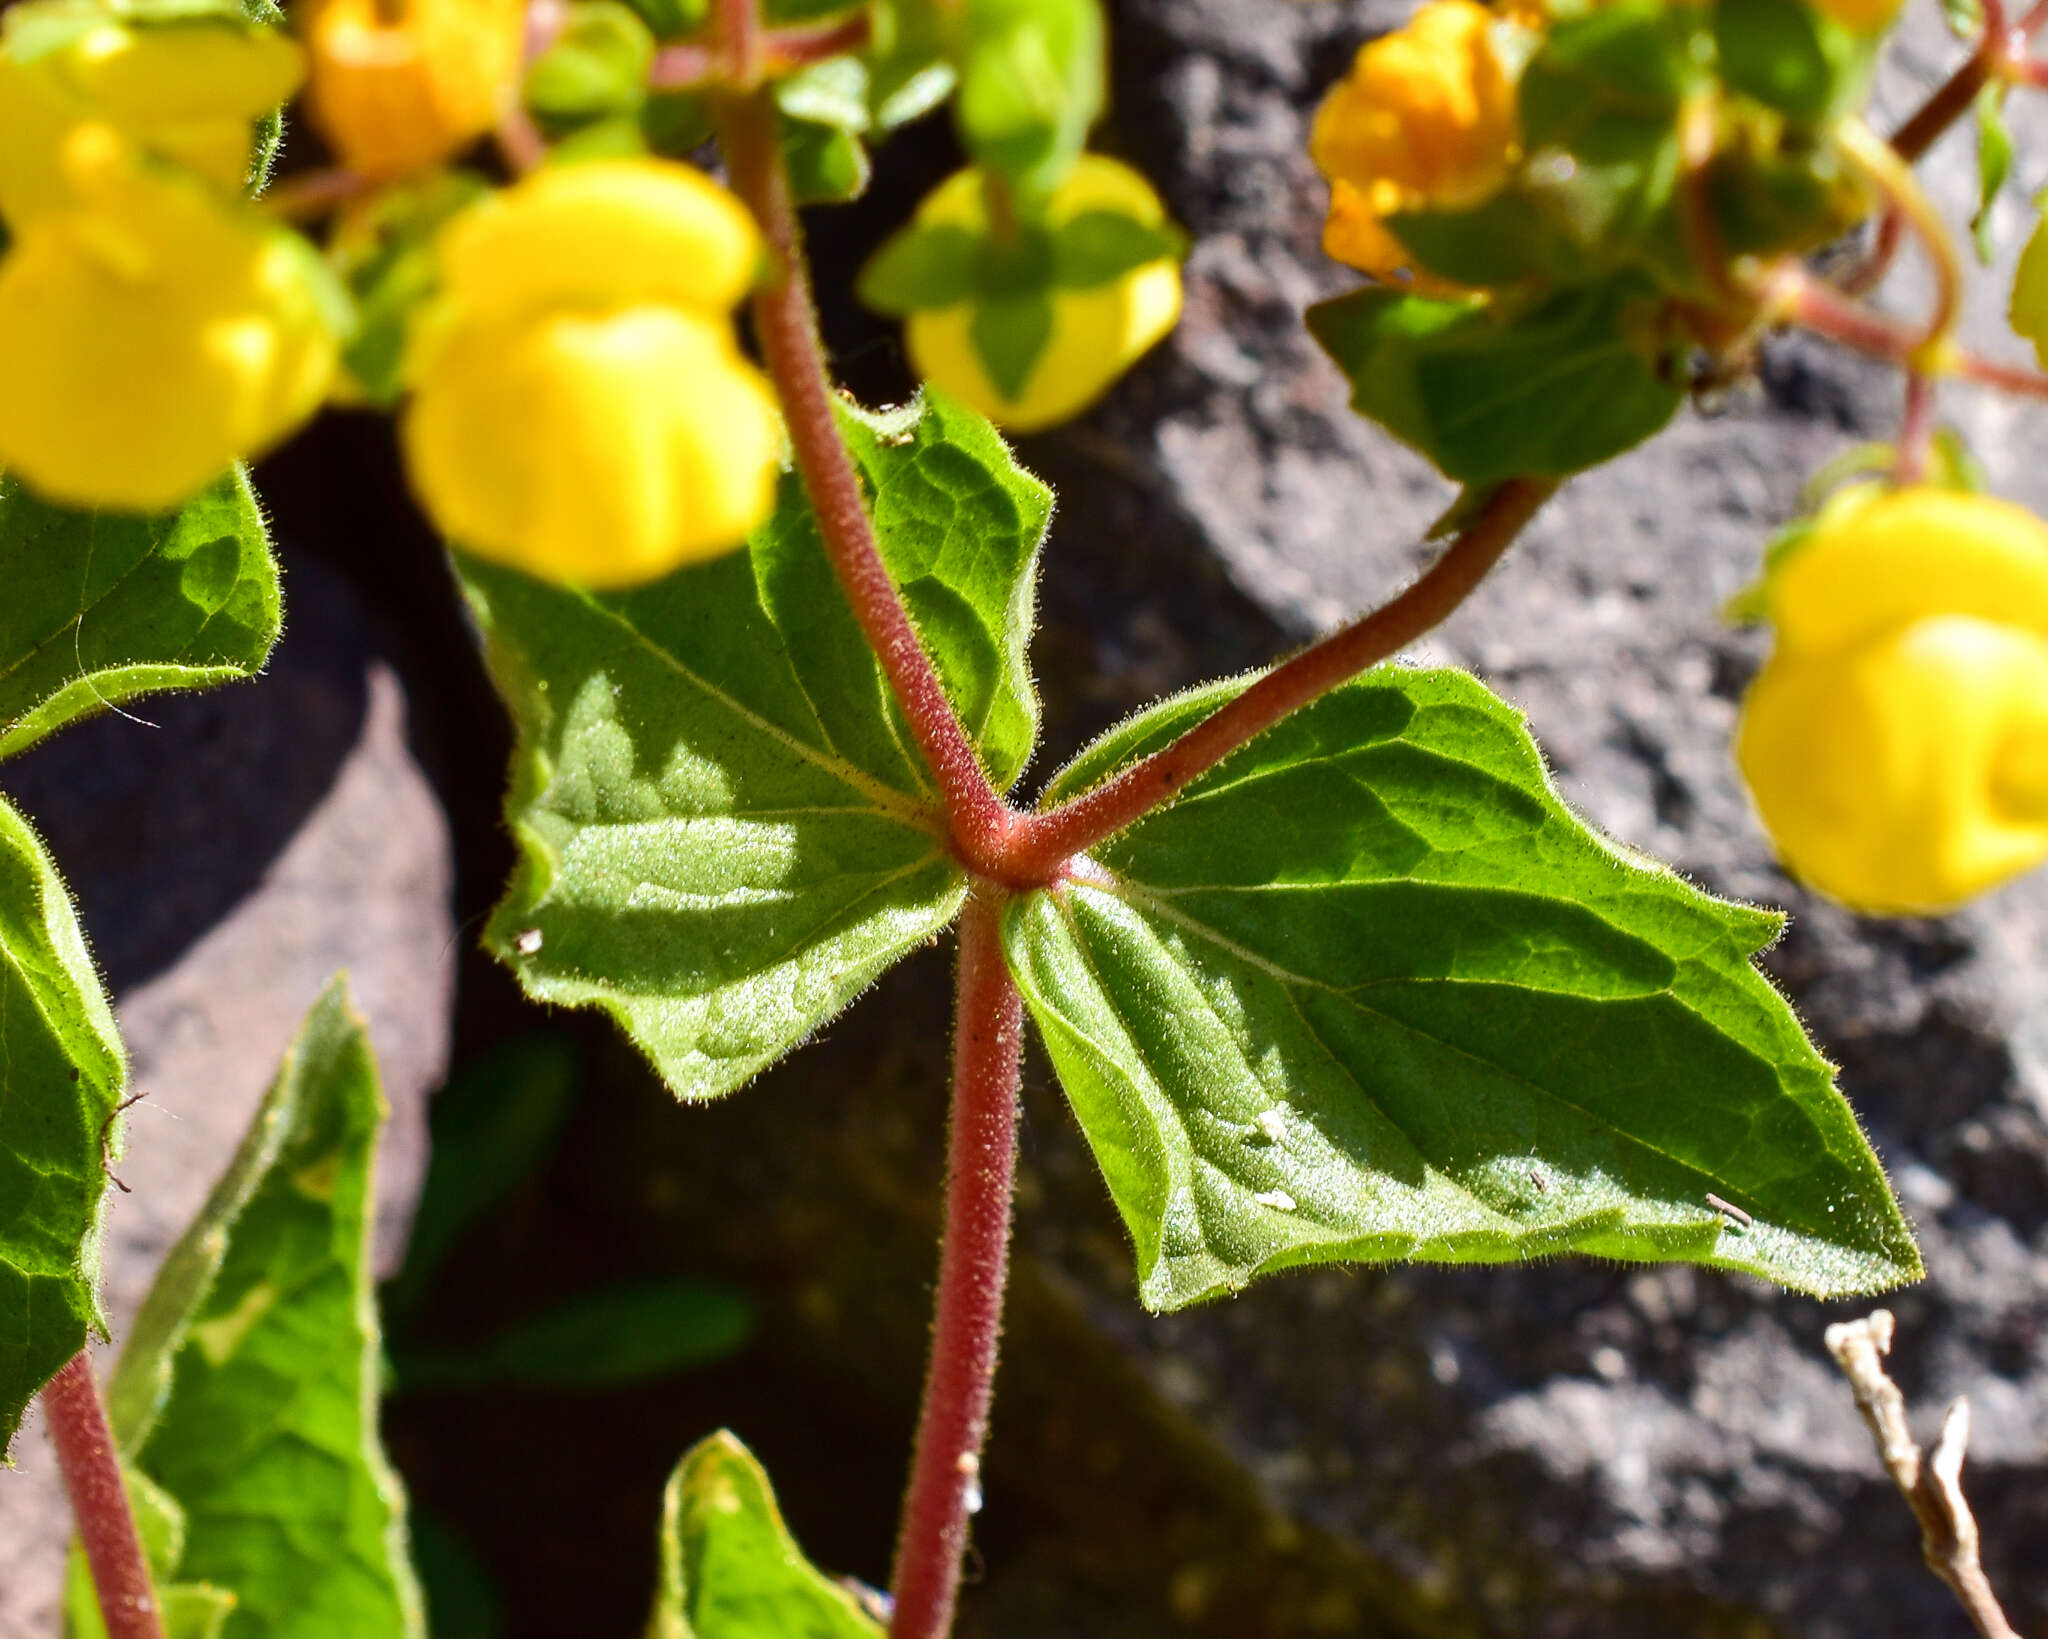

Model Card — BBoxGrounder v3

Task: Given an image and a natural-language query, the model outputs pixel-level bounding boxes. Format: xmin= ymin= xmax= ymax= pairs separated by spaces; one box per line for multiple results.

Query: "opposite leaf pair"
xmin=467 ymin=390 xmax=1921 ymax=1314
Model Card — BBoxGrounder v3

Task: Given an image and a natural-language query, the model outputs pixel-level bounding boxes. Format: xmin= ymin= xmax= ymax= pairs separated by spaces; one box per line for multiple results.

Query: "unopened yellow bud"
xmin=1737 ymin=485 xmax=2048 ymax=913
xmin=904 ymin=157 xmax=1183 ymax=432
xmin=1310 ymin=0 xmax=1517 ymax=280
xmin=0 ymin=8 xmax=301 ymax=225
xmin=401 ymin=160 xmax=778 ymax=587
xmin=304 ymin=0 xmax=524 ymax=181
xmin=0 ymin=136 xmax=341 ymax=510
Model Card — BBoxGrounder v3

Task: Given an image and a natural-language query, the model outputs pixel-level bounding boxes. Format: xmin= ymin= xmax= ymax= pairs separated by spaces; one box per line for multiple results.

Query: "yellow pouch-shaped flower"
xmin=1737 ymin=485 xmax=2048 ymax=913
xmin=404 ymin=306 xmax=781 ymax=588
xmin=904 ymin=156 xmax=1183 ymax=432
xmin=0 ymin=7 xmax=302 ymax=226
xmin=1309 ymin=0 xmax=1518 ymax=280
xmin=399 ymin=159 xmax=779 ymax=586
xmin=0 ymin=130 xmax=340 ymax=510
xmin=432 ymin=159 xmax=762 ymax=326
xmin=303 ymin=0 xmax=524 ymax=181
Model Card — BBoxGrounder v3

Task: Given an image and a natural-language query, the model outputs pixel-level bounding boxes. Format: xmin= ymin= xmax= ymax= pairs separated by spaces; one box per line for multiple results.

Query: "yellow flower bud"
xmin=400 ymin=160 xmax=779 ymax=587
xmin=1737 ymin=485 xmax=2048 ymax=913
xmin=303 ymin=0 xmax=525 ymax=181
xmin=1309 ymin=0 xmax=1518 ymax=280
xmin=0 ymin=8 xmax=302 ymax=226
xmin=0 ymin=131 xmax=341 ymax=511
xmin=903 ymin=157 xmax=1183 ymax=433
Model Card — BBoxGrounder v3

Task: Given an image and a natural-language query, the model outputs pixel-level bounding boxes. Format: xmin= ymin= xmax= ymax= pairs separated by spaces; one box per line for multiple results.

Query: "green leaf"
xmin=1010 ymin=669 xmax=1923 ymax=1312
xmin=618 ymin=0 xmax=704 ymax=40
xmin=1972 ymin=83 xmax=2013 ymax=264
xmin=379 ymin=1030 xmax=580 ymax=1330
xmin=0 ymin=796 xmax=123 ymax=1453
xmin=1305 ymin=280 xmax=1684 ymax=486
xmin=523 ymin=0 xmax=656 ymax=123
xmin=1384 ymin=192 xmax=1574 ymax=288
xmin=1713 ymin=0 xmax=1872 ymax=125
xmin=650 ymin=1431 xmax=883 ymax=1639
xmin=1941 ymin=0 xmax=1982 ymax=33
xmin=858 ymin=223 xmax=983 ymax=314
xmin=331 ymin=171 xmax=490 ymax=409
xmin=780 ymin=110 xmax=873 ymax=203
xmin=126 ymin=980 xmax=426 ymax=1639
xmin=1050 ymin=209 xmax=1185 ymax=288
xmin=774 ymin=59 xmax=876 ymax=203
xmin=954 ymin=0 xmax=1103 ymax=195
xmin=1515 ymin=2 xmax=1700 ymax=266
xmin=866 ymin=0 xmax=956 ymax=128
xmin=397 ymin=1278 xmax=752 ymax=1391
xmin=0 ymin=470 xmax=279 ymax=759
xmin=969 ymin=290 xmax=1055 ymax=398
xmin=460 ymin=391 xmax=1049 ymax=1100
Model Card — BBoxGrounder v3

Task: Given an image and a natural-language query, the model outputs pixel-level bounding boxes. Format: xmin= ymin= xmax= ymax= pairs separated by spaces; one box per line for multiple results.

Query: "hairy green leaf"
xmin=1009 ymin=670 xmax=1922 ymax=1312
xmin=461 ymin=391 xmax=1049 ymax=1100
xmin=650 ymin=1431 xmax=883 ymax=1639
xmin=0 ymin=470 xmax=279 ymax=760
xmin=0 ymin=796 xmax=123 ymax=1453
xmin=1306 ymin=281 xmax=1684 ymax=485
xmin=398 ymin=1278 xmax=752 ymax=1391
xmin=127 ymin=980 xmax=425 ymax=1639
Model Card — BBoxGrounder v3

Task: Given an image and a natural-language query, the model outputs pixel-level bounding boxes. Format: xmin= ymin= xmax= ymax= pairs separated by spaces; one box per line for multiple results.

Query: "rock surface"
xmin=0 ymin=549 xmax=455 ymax=1639
xmin=1004 ymin=1 xmax=2048 ymax=1633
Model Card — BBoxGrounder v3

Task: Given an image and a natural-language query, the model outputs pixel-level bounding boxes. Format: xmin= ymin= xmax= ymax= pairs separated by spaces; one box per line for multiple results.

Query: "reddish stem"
xmin=1895 ymin=372 xmax=1939 ymax=483
xmin=888 ymin=891 xmax=1024 ymax=1639
xmin=1784 ymin=268 xmax=2048 ymax=398
xmin=1003 ymin=477 xmax=1558 ymax=877
xmin=714 ymin=87 xmax=1016 ymax=877
xmin=42 ymin=1353 xmax=165 ymax=1639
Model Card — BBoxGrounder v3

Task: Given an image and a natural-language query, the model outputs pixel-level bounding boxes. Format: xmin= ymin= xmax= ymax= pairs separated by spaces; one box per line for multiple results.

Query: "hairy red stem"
xmin=43 ymin=1353 xmax=165 ymax=1639
xmin=889 ymin=892 xmax=1024 ymax=1639
xmin=1004 ymin=477 xmax=1558 ymax=877
xmin=714 ymin=87 xmax=1015 ymax=875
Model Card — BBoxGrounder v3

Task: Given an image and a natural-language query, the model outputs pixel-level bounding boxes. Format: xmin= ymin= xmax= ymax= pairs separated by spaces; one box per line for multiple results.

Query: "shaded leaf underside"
xmin=0 ymin=470 xmax=279 ymax=760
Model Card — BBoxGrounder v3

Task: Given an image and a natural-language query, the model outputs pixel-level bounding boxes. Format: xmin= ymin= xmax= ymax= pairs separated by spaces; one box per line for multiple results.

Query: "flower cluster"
xmin=0 ymin=10 xmax=337 ymax=509
xmin=0 ymin=0 xmax=779 ymax=586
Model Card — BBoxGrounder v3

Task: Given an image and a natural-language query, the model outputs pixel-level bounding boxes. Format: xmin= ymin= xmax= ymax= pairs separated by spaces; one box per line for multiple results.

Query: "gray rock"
xmin=0 ymin=550 xmax=455 ymax=1639
xmin=1005 ymin=1 xmax=2048 ymax=1633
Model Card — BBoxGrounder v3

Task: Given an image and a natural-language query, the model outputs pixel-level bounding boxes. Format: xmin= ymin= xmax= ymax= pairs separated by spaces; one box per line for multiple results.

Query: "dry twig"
xmin=1824 ymin=1310 xmax=2020 ymax=1639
